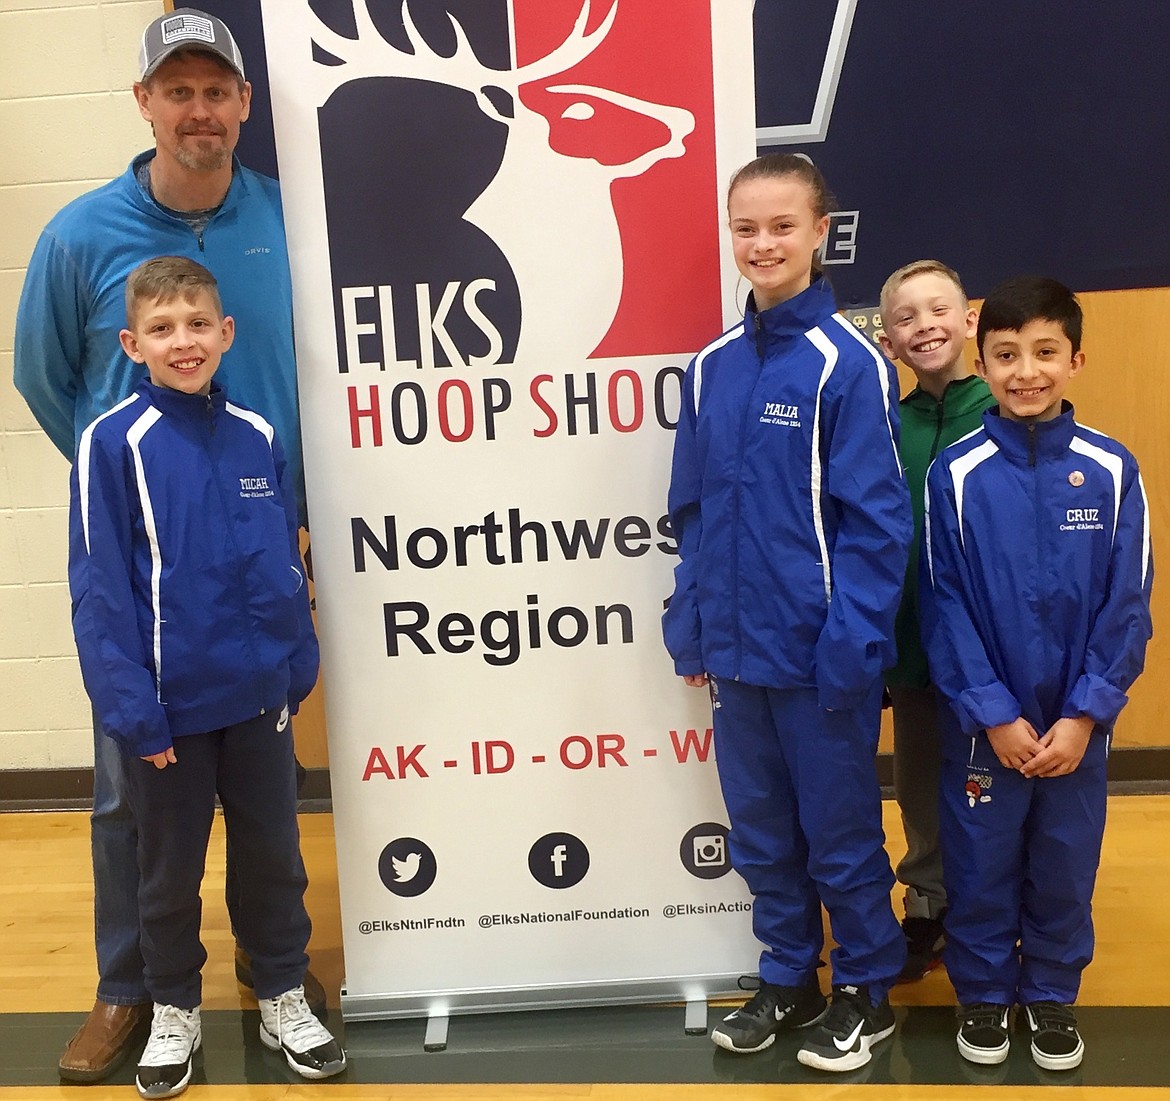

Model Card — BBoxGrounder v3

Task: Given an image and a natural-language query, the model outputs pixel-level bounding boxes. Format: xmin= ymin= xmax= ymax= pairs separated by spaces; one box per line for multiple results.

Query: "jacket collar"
xmin=743 ymin=276 xmax=839 ymax=356
xmin=137 ymin=377 xmax=227 ymax=419
xmin=982 ymin=401 xmax=1076 ymax=462
xmin=902 ymin=374 xmax=988 ymax=414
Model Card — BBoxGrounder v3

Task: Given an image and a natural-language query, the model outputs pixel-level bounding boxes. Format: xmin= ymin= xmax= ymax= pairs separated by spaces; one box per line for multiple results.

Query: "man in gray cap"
xmin=14 ymin=7 xmax=323 ymax=1083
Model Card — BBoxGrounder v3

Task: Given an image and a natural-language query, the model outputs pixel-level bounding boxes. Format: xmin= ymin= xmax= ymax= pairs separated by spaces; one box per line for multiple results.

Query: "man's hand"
xmin=142 ymin=746 xmax=177 ymax=770
xmin=986 ymin=717 xmax=1041 ymax=771
xmin=1021 ymin=716 xmax=1095 ymax=778
xmin=682 ymin=673 xmax=708 ymax=688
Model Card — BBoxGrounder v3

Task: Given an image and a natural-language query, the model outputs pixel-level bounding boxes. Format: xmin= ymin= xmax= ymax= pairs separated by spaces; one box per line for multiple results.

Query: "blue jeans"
xmin=92 ymin=723 xmax=148 ymax=1005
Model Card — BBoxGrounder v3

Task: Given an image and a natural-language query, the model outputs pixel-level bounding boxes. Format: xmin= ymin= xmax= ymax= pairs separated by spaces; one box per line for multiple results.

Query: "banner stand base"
xmin=339 ymin=975 xmax=744 ymax=1024
xmin=423 ymin=1013 xmax=449 ymax=1052
xmin=684 ymin=999 xmax=708 ymax=1036
xmin=413 ymin=1000 xmax=706 ymax=1050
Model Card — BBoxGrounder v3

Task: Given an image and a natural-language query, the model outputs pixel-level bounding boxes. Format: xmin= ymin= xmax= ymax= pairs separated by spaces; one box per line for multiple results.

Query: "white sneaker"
xmin=136 ymin=1004 xmax=200 ymax=1098
xmin=259 ymin=985 xmax=347 ymax=1079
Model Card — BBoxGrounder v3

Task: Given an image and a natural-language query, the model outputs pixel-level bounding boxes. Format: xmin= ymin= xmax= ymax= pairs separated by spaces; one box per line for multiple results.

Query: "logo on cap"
xmin=161 ymin=13 xmax=215 ymax=46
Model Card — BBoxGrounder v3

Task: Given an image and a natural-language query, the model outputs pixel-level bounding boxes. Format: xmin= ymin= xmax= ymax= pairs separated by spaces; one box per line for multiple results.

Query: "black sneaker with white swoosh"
xmin=796 ymin=984 xmax=895 ymax=1072
xmin=710 ymin=977 xmax=827 ymax=1054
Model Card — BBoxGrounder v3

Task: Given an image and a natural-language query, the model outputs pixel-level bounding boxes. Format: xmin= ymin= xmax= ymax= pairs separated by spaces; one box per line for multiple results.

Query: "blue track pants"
xmin=939 ymin=745 xmax=1107 ymax=1005
xmin=710 ymin=677 xmax=904 ymax=997
xmin=122 ymin=708 xmax=311 ymax=1009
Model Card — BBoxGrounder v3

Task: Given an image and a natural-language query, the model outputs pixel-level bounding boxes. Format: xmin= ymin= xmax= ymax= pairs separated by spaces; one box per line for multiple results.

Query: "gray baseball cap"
xmin=138 ymin=8 xmax=245 ymax=83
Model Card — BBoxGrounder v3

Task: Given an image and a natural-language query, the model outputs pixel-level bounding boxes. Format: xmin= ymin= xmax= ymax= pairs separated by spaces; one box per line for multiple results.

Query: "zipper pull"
xmin=1027 ymin=424 xmax=1037 ymax=467
xmin=206 ymin=393 xmax=216 ymax=435
xmin=929 ymin=390 xmax=947 ymax=460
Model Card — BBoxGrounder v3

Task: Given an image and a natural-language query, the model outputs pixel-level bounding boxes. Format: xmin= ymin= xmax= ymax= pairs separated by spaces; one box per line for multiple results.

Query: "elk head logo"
xmin=307 ymin=0 xmax=699 ymax=370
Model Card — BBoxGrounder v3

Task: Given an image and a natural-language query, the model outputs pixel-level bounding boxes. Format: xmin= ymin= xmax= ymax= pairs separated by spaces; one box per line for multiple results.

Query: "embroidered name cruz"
xmin=1060 ymin=506 xmax=1104 ymax=532
xmin=759 ymin=401 xmax=801 ymax=428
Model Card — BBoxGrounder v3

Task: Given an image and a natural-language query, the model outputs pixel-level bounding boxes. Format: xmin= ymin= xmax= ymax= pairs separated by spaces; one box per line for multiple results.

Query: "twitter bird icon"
xmin=379 ymin=838 xmax=437 ymax=896
xmin=392 ymin=851 xmax=422 ymax=883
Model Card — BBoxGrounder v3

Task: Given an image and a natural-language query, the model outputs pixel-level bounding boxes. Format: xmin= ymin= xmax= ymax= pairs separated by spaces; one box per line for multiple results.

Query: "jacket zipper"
xmin=1029 ymin=422 xmax=1052 ymax=713
xmin=204 ymin=405 xmax=266 ymax=715
xmin=732 ymin=316 xmax=766 ymax=679
xmin=929 ymin=387 xmax=948 ymax=460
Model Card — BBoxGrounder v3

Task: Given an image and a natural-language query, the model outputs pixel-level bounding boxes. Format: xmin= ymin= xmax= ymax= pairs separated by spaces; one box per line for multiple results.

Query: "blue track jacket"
xmin=921 ymin=405 xmax=1152 ymax=746
xmin=663 ymin=278 xmax=912 ymax=709
xmin=69 ymin=379 xmax=318 ymax=759
xmin=14 ymin=151 xmax=306 ymax=523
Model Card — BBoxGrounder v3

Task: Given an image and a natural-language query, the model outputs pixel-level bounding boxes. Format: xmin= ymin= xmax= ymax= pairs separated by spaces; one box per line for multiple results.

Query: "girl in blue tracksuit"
xmin=663 ymin=154 xmax=912 ymax=1071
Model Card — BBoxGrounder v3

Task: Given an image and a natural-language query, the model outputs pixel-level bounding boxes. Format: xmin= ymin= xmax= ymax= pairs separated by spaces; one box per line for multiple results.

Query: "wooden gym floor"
xmin=3 ymin=796 xmax=1170 ymax=1099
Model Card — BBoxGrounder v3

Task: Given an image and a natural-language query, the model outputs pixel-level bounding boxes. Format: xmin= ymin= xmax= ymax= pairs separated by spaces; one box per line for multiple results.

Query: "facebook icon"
xmin=529 ymin=832 xmax=589 ymax=889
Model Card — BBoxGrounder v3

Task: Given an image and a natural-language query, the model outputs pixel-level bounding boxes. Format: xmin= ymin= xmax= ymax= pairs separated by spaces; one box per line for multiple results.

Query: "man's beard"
xmin=175 ymin=135 xmax=230 ymax=173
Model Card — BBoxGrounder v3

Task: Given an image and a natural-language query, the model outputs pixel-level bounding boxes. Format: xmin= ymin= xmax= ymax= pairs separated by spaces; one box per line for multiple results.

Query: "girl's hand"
xmin=141 ymin=747 xmax=177 ymax=770
xmin=1020 ymin=716 xmax=1095 ymax=778
xmin=986 ymin=717 xmax=1041 ymax=771
xmin=682 ymin=673 xmax=708 ymax=688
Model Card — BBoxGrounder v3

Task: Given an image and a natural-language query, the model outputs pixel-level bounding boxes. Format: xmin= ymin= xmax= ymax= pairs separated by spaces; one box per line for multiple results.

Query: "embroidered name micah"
xmin=240 ymin=477 xmax=270 ymax=491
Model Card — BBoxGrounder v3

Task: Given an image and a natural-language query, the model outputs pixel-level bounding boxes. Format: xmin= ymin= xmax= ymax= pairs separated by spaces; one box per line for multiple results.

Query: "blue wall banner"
xmin=751 ymin=2 xmax=1170 ymax=304
xmin=215 ymin=0 xmax=1170 ymax=306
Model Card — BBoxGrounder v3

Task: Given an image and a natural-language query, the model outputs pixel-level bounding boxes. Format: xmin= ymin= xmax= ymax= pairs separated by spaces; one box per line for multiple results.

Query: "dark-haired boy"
xmin=920 ymin=276 xmax=1152 ymax=1070
xmin=71 ymin=257 xmax=346 ymax=1098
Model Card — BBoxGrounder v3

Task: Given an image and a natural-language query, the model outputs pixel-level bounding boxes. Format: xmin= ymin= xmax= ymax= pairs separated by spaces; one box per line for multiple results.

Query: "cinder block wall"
xmin=1 ymin=0 xmax=161 ymax=770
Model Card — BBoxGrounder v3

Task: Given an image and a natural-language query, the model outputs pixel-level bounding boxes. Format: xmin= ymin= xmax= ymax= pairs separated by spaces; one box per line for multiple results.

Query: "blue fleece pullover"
xmin=14 ymin=151 xmax=306 ymax=523
xmin=921 ymin=404 xmax=1152 ymax=748
xmin=663 ymin=278 xmax=912 ymax=709
xmin=68 ymin=379 xmax=318 ymax=759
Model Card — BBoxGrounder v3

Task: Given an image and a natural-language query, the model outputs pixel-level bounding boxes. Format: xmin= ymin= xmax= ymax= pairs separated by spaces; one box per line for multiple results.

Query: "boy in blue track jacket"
xmin=69 ymin=257 xmax=346 ymax=1099
xmin=920 ymin=277 xmax=1152 ymax=1072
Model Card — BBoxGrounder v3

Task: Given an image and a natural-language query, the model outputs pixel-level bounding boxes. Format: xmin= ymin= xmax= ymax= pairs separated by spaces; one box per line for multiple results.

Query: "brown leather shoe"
xmin=58 ymin=999 xmax=152 ymax=1083
xmin=234 ymin=945 xmax=328 ymax=1015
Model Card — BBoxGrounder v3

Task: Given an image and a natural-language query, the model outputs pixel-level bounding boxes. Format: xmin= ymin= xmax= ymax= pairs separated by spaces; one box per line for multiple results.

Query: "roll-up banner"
xmin=263 ymin=0 xmax=759 ymax=1019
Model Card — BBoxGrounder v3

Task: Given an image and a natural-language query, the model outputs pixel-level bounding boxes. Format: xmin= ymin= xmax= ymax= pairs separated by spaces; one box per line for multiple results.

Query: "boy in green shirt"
xmin=878 ymin=261 xmax=996 ymax=981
